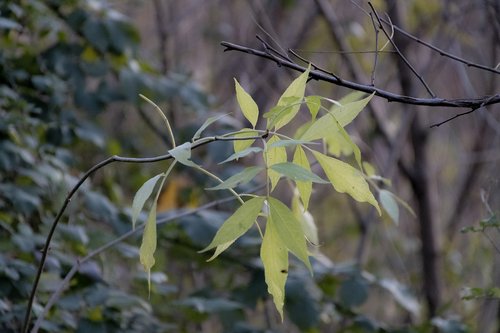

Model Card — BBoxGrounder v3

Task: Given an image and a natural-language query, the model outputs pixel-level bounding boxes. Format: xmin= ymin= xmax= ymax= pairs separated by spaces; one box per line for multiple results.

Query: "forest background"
xmin=1 ymin=0 xmax=499 ymax=332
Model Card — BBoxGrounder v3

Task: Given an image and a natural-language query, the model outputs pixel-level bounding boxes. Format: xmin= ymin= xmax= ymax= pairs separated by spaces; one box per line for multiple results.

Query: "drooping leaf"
xmin=207 ymin=240 xmax=234 ymax=262
xmin=265 ymin=135 xmax=287 ymax=191
xmin=139 ymin=203 xmax=157 ymax=294
xmin=219 ymin=146 xmax=263 ymax=164
xmin=192 ymin=113 xmax=229 ymax=140
xmin=234 ymin=79 xmax=259 ymax=128
xmin=292 ymin=193 xmax=318 ymax=245
xmin=206 ymin=166 xmax=263 ymax=190
xmin=293 ymin=146 xmax=312 ymax=211
xmin=379 ymin=190 xmax=399 ymax=225
xmin=313 ymin=151 xmax=380 ymax=214
xmin=268 ymin=197 xmax=312 ymax=272
xmin=200 ymin=196 xmax=265 ymax=255
xmin=233 ymin=129 xmax=258 ymax=154
xmin=261 ymin=216 xmax=288 ymax=320
xmin=305 ymin=95 xmax=321 ymax=120
xmin=270 ymin=162 xmax=328 ymax=184
xmin=168 ymin=142 xmax=198 ymax=167
xmin=131 ymin=174 xmax=162 ymax=229
xmin=362 ymin=161 xmax=376 ymax=177
xmin=270 ymin=65 xmax=310 ymax=130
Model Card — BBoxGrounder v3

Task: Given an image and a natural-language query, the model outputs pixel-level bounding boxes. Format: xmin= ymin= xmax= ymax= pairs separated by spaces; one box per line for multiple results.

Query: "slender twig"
xmin=430 ymin=94 xmax=500 ymax=128
xmin=369 ymin=12 xmax=380 ymax=86
xmin=368 ymin=2 xmax=436 ymax=98
xmin=21 ymin=133 xmax=266 ymax=333
xmin=221 ymin=40 xmax=500 ymax=109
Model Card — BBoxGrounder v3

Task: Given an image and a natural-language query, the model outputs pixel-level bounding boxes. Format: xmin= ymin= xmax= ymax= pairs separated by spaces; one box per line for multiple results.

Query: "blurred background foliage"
xmin=0 ymin=0 xmax=499 ymax=332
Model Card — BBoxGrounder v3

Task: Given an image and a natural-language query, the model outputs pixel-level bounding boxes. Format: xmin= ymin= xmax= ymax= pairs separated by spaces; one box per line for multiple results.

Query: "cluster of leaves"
xmin=133 ymin=65 xmax=417 ymax=324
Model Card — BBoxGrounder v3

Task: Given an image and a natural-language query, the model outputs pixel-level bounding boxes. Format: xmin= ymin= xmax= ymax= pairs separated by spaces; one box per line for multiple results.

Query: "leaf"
xmin=207 ymin=241 xmax=234 ymax=262
xmin=338 ymin=276 xmax=369 ymax=308
xmin=270 ymin=162 xmax=328 ymax=183
xmin=293 ymin=146 xmax=312 ymax=211
xmin=192 ymin=113 xmax=229 ymax=140
xmin=139 ymin=203 xmax=157 ymax=294
xmin=271 ymin=65 xmax=310 ymax=130
xmin=261 ymin=217 xmax=288 ymax=320
xmin=300 ymin=93 xmax=374 ymax=141
xmin=378 ymin=278 xmax=420 ymax=315
xmin=379 ymin=190 xmax=399 ymax=225
xmin=206 ymin=166 xmax=263 ymax=190
xmin=200 ymin=197 xmax=265 ymax=255
xmin=131 ymin=174 xmax=162 ymax=229
xmin=233 ymin=129 xmax=258 ymax=154
xmin=264 ymin=98 xmax=300 ymax=130
xmin=168 ymin=142 xmax=197 ymax=167
xmin=267 ymin=139 xmax=317 ymax=149
xmin=362 ymin=161 xmax=376 ymax=177
xmin=268 ymin=197 xmax=311 ymax=272
xmin=266 ymin=135 xmax=287 ymax=191
xmin=305 ymin=95 xmax=321 ymax=120
xmin=292 ymin=193 xmax=318 ymax=245
xmin=313 ymin=151 xmax=380 ymax=214
xmin=234 ymin=79 xmax=259 ymax=128
xmin=219 ymin=146 xmax=263 ymax=164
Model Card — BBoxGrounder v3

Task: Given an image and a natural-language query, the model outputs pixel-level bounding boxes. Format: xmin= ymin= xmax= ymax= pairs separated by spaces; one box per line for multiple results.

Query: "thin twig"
xmin=221 ymin=41 xmax=500 ymax=109
xmin=22 ymin=133 xmax=266 ymax=333
xmin=430 ymin=94 xmax=500 ymax=128
xmin=368 ymin=2 xmax=436 ymax=98
xmin=369 ymin=12 xmax=380 ymax=86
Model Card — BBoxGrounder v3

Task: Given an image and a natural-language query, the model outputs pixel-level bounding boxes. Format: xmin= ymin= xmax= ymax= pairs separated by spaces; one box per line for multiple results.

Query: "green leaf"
xmin=140 ymin=203 xmax=157 ymax=294
xmin=219 ymin=146 xmax=263 ymax=164
xmin=234 ymin=79 xmax=259 ymax=128
xmin=192 ymin=113 xmax=228 ymax=140
xmin=168 ymin=142 xmax=198 ymax=167
xmin=206 ymin=166 xmax=263 ymax=190
xmin=268 ymin=197 xmax=311 ymax=272
xmin=267 ymin=139 xmax=317 ymax=149
xmin=271 ymin=65 xmax=310 ymax=130
xmin=300 ymin=93 xmax=374 ymax=141
xmin=293 ymin=146 xmax=312 ymax=211
xmin=266 ymin=135 xmax=287 ymax=191
xmin=379 ymin=190 xmax=399 ymax=225
xmin=200 ymin=197 xmax=265 ymax=255
xmin=264 ymin=98 xmax=301 ymax=130
xmin=270 ymin=162 xmax=328 ymax=183
xmin=305 ymin=95 xmax=321 ymax=120
xmin=292 ymin=193 xmax=318 ymax=245
xmin=233 ymin=129 xmax=258 ymax=154
xmin=131 ymin=174 xmax=162 ymax=229
xmin=313 ymin=151 xmax=380 ymax=214
xmin=338 ymin=276 xmax=369 ymax=308
xmin=261 ymin=216 xmax=288 ymax=320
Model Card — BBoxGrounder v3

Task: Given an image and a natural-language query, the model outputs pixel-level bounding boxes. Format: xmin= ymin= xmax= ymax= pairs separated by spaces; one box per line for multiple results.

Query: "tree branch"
xmin=221 ymin=41 xmax=500 ymax=109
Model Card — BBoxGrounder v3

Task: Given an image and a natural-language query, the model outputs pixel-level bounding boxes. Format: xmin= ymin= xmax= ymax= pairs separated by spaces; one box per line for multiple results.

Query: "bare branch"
xmin=221 ymin=40 xmax=500 ymax=109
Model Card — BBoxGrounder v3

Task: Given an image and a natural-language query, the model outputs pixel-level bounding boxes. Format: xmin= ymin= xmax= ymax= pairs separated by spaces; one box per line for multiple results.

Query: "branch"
xmin=221 ymin=41 xmax=500 ymax=109
xmin=22 ymin=133 xmax=267 ymax=333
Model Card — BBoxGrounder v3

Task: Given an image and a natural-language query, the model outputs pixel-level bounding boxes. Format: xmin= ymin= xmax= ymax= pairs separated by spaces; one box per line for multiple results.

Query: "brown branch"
xmin=221 ymin=41 xmax=500 ymax=109
xmin=368 ymin=2 xmax=436 ymax=98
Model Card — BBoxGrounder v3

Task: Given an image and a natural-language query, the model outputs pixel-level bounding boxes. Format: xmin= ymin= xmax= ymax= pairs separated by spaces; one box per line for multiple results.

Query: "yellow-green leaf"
xmin=233 ymin=129 xmax=258 ymax=153
xmin=293 ymin=146 xmax=312 ymax=211
xmin=305 ymin=95 xmax=321 ymax=120
xmin=266 ymin=135 xmax=287 ymax=191
xmin=132 ymin=174 xmax=162 ymax=229
xmin=140 ymin=202 xmax=157 ymax=293
xmin=379 ymin=189 xmax=399 ymax=225
xmin=234 ymin=79 xmax=259 ymax=128
xmin=268 ymin=197 xmax=312 ymax=272
xmin=313 ymin=151 xmax=381 ymax=214
xmin=168 ymin=142 xmax=197 ymax=167
xmin=261 ymin=217 xmax=288 ymax=320
xmin=292 ymin=193 xmax=318 ymax=245
xmin=300 ymin=93 xmax=374 ymax=142
xmin=272 ymin=65 xmax=310 ymax=130
xmin=200 ymin=196 xmax=264 ymax=256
